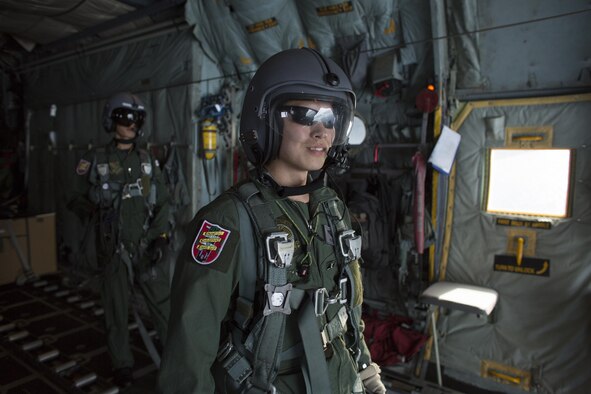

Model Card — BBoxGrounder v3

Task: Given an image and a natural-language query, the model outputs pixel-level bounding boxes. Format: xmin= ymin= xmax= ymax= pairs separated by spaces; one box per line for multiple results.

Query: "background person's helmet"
xmin=239 ymin=48 xmax=356 ymax=168
xmin=102 ymin=92 xmax=146 ymax=134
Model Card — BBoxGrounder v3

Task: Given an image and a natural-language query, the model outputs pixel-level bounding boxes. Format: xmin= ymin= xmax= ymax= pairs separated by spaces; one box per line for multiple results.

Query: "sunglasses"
xmin=112 ymin=108 xmax=145 ymax=128
xmin=279 ymin=106 xmax=336 ymax=129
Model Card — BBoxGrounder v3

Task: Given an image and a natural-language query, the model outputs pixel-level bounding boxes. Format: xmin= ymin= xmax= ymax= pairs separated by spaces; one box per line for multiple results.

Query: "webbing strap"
xmin=298 ymin=296 xmax=332 ymax=394
xmin=344 ymin=263 xmax=362 ymax=363
xmin=251 ymin=308 xmax=285 ymax=391
xmin=231 ymin=182 xmax=261 ymax=328
xmin=120 ymin=246 xmax=161 ymax=368
xmin=94 ymin=149 xmax=113 ymax=205
xmin=231 ymin=181 xmax=335 ymax=393
xmin=232 ymin=181 xmax=292 ymax=392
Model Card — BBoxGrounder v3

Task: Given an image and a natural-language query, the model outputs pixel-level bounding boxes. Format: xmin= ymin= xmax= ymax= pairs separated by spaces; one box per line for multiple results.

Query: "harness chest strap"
xmin=91 ymin=147 xmax=156 ymax=204
xmin=92 ymin=148 xmax=157 ymax=239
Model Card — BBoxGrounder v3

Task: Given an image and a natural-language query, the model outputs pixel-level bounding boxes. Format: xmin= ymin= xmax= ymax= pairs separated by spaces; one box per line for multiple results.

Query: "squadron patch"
xmin=76 ymin=159 xmax=91 ymax=175
xmin=191 ymin=220 xmax=231 ymax=265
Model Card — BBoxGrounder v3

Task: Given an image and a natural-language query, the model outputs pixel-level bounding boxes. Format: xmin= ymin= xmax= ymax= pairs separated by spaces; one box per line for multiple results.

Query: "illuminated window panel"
xmin=485 ymin=149 xmax=573 ymax=218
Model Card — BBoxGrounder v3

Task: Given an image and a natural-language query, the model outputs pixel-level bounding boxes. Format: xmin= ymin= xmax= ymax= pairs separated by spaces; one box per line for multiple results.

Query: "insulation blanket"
xmin=441 ymin=96 xmax=591 ymax=393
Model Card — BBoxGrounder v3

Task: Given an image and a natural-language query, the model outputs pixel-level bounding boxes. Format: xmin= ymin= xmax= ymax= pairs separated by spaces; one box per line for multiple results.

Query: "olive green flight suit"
xmin=68 ymin=141 xmax=171 ymax=370
xmin=158 ymin=177 xmax=373 ymax=393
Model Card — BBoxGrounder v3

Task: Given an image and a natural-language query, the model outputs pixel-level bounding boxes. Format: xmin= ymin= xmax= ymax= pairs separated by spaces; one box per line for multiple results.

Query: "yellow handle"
xmin=489 ymin=370 xmax=522 ymax=385
xmin=516 ymin=237 xmax=524 ymax=265
xmin=512 ymin=134 xmax=543 ymax=142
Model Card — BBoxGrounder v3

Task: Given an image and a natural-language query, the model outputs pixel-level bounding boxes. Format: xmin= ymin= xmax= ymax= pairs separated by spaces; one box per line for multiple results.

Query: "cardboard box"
xmin=0 ymin=213 xmax=57 ymax=285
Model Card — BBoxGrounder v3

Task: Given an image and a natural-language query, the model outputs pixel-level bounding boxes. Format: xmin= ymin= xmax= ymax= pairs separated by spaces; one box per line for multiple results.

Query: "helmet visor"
xmin=278 ymin=106 xmax=336 ymax=129
xmin=272 ymin=99 xmax=353 ymax=147
xmin=112 ymin=108 xmax=145 ymax=129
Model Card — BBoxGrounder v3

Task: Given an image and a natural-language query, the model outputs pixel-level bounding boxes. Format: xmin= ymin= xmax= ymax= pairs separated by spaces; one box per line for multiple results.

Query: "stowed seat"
xmin=419 ymin=281 xmax=499 ymax=386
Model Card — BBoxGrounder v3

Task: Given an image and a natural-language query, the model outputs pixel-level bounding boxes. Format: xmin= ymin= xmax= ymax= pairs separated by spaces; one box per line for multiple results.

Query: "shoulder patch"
xmin=76 ymin=159 xmax=91 ymax=175
xmin=191 ymin=220 xmax=231 ymax=265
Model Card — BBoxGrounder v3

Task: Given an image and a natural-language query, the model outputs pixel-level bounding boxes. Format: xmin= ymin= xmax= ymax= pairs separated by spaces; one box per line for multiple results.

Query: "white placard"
xmin=428 ymin=126 xmax=461 ymax=174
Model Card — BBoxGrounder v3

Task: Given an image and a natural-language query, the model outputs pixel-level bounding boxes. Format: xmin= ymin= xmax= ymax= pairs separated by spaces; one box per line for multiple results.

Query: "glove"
xmin=360 ymin=362 xmax=387 ymax=394
xmin=150 ymin=235 xmax=169 ymax=263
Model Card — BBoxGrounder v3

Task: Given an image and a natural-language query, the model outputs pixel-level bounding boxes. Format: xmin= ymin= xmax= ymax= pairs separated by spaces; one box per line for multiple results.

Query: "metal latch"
xmin=265 ymin=232 xmax=294 ymax=268
xmin=339 ymin=229 xmax=362 ymax=261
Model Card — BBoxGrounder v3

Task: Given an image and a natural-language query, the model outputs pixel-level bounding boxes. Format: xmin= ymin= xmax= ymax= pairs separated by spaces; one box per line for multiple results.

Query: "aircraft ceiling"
xmin=0 ymin=0 xmax=185 ymax=71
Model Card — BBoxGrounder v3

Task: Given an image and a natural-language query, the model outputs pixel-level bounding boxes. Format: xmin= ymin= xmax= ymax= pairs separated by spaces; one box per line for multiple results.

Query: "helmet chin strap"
xmin=261 ymin=170 xmax=327 ymax=197
xmin=113 ymin=135 xmax=139 ymax=145
xmin=260 ymin=145 xmax=349 ymax=197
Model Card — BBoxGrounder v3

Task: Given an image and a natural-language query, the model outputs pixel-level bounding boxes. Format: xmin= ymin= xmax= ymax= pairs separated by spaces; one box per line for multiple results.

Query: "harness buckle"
xmin=122 ymin=177 xmax=144 ymax=200
xmin=265 ymin=232 xmax=294 ymax=268
xmin=263 ymin=283 xmax=293 ymax=315
xmin=314 ymin=279 xmax=351 ymax=317
xmin=339 ymin=229 xmax=362 ymax=261
xmin=320 ymin=306 xmax=349 ymax=355
xmin=217 ymin=340 xmax=233 ymax=362
xmin=339 ymin=277 xmax=348 ymax=305
xmin=217 ymin=339 xmax=253 ymax=386
xmin=314 ymin=288 xmax=329 ymax=317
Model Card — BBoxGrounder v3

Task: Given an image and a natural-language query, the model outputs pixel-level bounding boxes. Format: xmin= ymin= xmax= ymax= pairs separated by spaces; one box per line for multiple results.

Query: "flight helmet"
xmin=239 ymin=48 xmax=356 ymax=168
xmin=102 ymin=92 xmax=146 ymax=135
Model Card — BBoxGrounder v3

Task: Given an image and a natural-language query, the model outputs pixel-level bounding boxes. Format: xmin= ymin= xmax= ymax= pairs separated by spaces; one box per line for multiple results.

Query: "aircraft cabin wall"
xmin=438 ymin=1 xmax=591 ymax=393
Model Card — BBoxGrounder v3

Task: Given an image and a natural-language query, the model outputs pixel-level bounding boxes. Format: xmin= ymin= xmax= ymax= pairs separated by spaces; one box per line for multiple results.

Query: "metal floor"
xmin=0 ymin=273 xmax=159 ymax=394
xmin=1 ymin=272 xmax=504 ymax=394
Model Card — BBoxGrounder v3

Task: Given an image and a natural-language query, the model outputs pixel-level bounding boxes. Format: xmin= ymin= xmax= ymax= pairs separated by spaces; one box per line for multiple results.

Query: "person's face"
xmin=273 ymin=99 xmax=336 ymax=174
xmin=112 ymin=108 xmax=144 ymax=142
xmin=115 ymin=121 xmax=138 ymax=141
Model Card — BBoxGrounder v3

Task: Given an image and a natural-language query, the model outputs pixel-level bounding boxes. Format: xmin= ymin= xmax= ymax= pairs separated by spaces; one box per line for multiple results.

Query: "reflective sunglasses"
xmin=112 ymin=108 xmax=145 ymax=128
xmin=279 ymin=106 xmax=336 ymax=129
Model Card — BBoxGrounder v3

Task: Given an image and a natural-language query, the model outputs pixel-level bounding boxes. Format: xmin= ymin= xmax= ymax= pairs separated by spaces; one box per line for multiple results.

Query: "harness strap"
xmin=321 ymin=305 xmax=349 ymax=348
xmin=243 ymin=184 xmax=289 ymax=392
xmin=232 ymin=181 xmax=298 ymax=392
xmin=323 ymin=198 xmax=364 ymax=366
xmin=137 ymin=148 xmax=156 ymax=232
xmin=119 ymin=245 xmax=161 ymax=368
xmin=298 ymin=295 xmax=333 ymax=394
xmin=94 ymin=148 xmax=113 ymax=207
xmin=232 ymin=182 xmax=261 ymax=328
xmin=228 ymin=181 xmax=338 ymax=393
xmin=344 ymin=263 xmax=362 ymax=363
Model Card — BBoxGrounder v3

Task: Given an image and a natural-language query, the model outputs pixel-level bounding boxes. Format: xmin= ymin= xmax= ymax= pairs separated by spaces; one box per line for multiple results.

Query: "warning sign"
xmin=494 ymin=255 xmax=550 ymax=277
xmin=495 ymin=218 xmax=551 ymax=230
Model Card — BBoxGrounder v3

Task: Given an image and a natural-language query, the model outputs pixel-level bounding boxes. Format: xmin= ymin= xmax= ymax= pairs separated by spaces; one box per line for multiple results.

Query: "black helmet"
xmin=239 ymin=48 xmax=356 ymax=167
xmin=102 ymin=92 xmax=146 ymax=134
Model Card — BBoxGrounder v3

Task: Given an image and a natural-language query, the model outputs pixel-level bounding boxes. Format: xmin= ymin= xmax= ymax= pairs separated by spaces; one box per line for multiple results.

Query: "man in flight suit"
xmin=159 ymin=48 xmax=387 ymax=393
xmin=68 ymin=92 xmax=171 ymax=387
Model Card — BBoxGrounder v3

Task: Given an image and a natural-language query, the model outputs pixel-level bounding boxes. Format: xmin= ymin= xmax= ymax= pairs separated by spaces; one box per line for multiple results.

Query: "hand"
xmin=360 ymin=363 xmax=387 ymax=394
xmin=150 ymin=235 xmax=169 ymax=263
